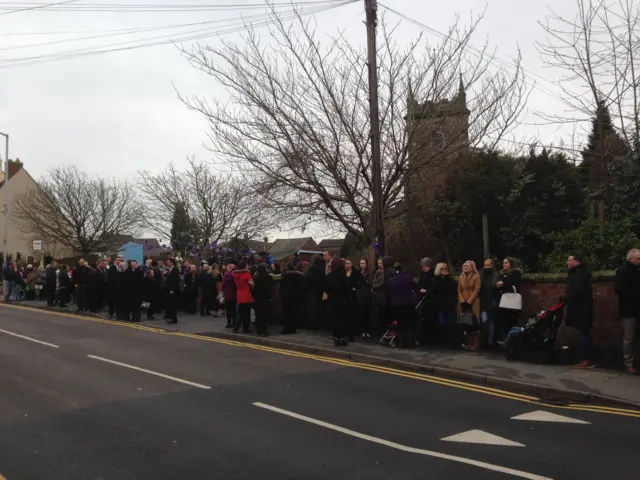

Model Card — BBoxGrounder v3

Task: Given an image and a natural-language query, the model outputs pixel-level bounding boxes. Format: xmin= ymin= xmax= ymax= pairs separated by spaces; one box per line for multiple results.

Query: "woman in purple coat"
xmin=222 ymin=264 xmax=238 ymax=328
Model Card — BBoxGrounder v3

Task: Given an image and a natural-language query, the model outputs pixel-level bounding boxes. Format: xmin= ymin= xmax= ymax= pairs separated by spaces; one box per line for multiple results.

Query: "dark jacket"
xmin=165 ymin=266 xmax=181 ymax=294
xmin=280 ymin=270 xmax=305 ymax=304
xmin=480 ymin=267 xmax=498 ymax=312
xmin=417 ymin=269 xmax=434 ymax=299
xmin=222 ymin=271 xmax=237 ymax=303
xmin=388 ymin=272 xmax=417 ymax=307
xmin=562 ymin=264 xmax=594 ymax=329
xmin=2 ymin=265 xmax=13 ymax=281
xmin=346 ymin=269 xmax=362 ymax=302
xmin=73 ymin=265 xmax=91 ymax=286
xmin=495 ymin=268 xmax=522 ymax=295
xmin=304 ymin=261 xmax=325 ymax=295
xmin=356 ymin=269 xmax=373 ymax=307
xmin=615 ymin=261 xmax=640 ymax=319
xmin=253 ymin=271 xmax=273 ymax=303
xmin=45 ymin=266 xmax=57 ymax=288
xmin=125 ymin=267 xmax=144 ymax=302
xmin=323 ymin=265 xmax=351 ymax=312
xmin=431 ymin=274 xmax=458 ymax=314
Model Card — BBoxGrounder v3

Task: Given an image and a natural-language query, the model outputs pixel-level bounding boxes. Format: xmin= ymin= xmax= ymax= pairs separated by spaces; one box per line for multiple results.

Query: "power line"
xmin=0 ymin=0 xmax=358 ymax=69
xmin=0 ymin=0 xmax=79 ymax=16
xmin=0 ymin=1 xmax=348 ymax=13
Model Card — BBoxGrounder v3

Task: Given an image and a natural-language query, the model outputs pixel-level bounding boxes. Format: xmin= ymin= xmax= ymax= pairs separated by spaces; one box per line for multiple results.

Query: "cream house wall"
xmin=0 ymin=168 xmax=73 ymax=261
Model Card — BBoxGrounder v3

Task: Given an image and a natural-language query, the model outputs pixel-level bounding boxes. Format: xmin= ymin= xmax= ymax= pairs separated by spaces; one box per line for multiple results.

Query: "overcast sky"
xmin=0 ymin=0 xmax=588 ymax=240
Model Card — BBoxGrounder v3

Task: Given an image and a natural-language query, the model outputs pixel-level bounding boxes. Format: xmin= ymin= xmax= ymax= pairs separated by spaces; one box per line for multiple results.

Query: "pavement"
xmin=1 ymin=303 xmax=640 ymax=480
xmin=14 ymin=299 xmax=640 ymax=409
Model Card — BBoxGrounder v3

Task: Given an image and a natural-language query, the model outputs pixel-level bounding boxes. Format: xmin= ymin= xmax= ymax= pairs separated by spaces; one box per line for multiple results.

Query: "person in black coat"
xmin=89 ymin=261 xmax=106 ymax=313
xmin=73 ymin=258 xmax=91 ymax=313
xmin=106 ymin=259 xmax=120 ymax=318
xmin=416 ymin=257 xmax=435 ymax=343
xmin=197 ymin=265 xmax=215 ymax=316
xmin=58 ymin=265 xmax=72 ymax=307
xmin=614 ymin=249 xmax=640 ymax=373
xmin=344 ymin=259 xmax=362 ymax=342
xmin=45 ymin=262 xmax=58 ymax=306
xmin=164 ymin=258 xmax=181 ymax=324
xmin=356 ymin=259 xmax=373 ymax=338
xmin=323 ymin=258 xmax=351 ymax=346
xmin=431 ymin=262 xmax=458 ymax=346
xmin=125 ymin=261 xmax=144 ymax=322
xmin=560 ymin=255 xmax=595 ymax=368
xmin=280 ymin=262 xmax=305 ymax=334
xmin=252 ymin=264 xmax=273 ymax=336
xmin=143 ymin=269 xmax=160 ymax=320
xmin=304 ymin=255 xmax=325 ymax=330
xmin=494 ymin=257 xmax=523 ymax=340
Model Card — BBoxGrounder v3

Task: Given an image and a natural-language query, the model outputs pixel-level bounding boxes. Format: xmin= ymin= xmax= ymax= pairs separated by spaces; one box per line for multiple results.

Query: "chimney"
xmin=7 ymin=158 xmax=23 ymax=180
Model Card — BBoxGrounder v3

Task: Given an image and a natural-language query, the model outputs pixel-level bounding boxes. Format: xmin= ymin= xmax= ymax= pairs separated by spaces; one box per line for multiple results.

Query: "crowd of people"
xmin=1 ymin=246 xmax=637 ymax=374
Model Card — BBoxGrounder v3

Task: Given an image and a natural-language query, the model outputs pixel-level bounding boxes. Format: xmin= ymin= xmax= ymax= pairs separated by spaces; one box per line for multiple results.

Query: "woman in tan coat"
xmin=458 ymin=260 xmax=482 ymax=350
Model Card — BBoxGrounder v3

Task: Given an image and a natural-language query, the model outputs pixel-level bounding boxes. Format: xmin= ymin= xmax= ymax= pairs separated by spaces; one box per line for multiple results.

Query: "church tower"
xmin=404 ymin=74 xmax=470 ymax=206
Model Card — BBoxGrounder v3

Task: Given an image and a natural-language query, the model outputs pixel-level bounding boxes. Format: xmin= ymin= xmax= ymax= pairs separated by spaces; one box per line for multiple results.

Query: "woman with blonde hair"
xmin=458 ymin=260 xmax=482 ymax=350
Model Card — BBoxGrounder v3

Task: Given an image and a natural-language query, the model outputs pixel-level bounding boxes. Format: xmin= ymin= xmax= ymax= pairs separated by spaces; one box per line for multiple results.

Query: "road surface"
xmin=0 ymin=304 xmax=638 ymax=480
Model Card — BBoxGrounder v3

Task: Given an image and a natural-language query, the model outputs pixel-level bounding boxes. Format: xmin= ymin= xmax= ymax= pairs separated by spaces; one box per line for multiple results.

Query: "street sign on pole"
xmin=32 ymin=240 xmax=44 ymax=251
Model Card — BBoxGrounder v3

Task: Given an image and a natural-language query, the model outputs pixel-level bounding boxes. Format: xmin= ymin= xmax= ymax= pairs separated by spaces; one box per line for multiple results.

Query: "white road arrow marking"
xmin=441 ymin=429 xmax=525 ymax=447
xmin=254 ymin=402 xmax=550 ymax=479
xmin=511 ymin=411 xmax=590 ymax=424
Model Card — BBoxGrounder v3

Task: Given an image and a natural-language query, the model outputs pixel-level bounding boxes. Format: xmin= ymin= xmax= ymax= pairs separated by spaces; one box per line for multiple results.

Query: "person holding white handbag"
xmin=494 ymin=257 xmax=523 ymax=341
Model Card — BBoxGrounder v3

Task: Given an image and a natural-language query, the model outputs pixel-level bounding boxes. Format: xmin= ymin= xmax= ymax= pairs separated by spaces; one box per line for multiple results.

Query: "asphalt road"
xmin=0 ymin=304 xmax=638 ymax=480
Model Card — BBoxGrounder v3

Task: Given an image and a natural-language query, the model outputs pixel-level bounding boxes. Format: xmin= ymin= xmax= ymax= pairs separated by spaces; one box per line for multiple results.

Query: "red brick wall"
xmin=521 ymin=279 xmax=622 ymax=359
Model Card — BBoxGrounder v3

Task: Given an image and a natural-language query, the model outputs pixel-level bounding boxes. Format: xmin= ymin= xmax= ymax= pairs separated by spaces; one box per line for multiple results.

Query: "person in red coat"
xmin=233 ymin=260 xmax=254 ymax=333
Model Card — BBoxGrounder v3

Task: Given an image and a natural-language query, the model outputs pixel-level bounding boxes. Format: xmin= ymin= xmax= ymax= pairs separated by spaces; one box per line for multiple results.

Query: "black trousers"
xmin=46 ymin=284 xmax=56 ymax=305
xmin=394 ymin=305 xmax=417 ymax=349
xmin=359 ymin=304 xmax=372 ymax=335
xmin=225 ymin=300 xmax=237 ymax=326
xmin=282 ymin=300 xmax=299 ymax=334
xmin=165 ymin=292 xmax=178 ymax=322
xmin=199 ymin=288 xmax=211 ymax=315
xmin=235 ymin=303 xmax=251 ymax=333
xmin=76 ymin=284 xmax=88 ymax=311
xmin=254 ymin=301 xmax=271 ymax=335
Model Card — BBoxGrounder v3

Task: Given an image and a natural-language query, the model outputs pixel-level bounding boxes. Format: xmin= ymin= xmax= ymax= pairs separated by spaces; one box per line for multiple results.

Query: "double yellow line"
xmin=2 ymin=303 xmax=639 ymax=418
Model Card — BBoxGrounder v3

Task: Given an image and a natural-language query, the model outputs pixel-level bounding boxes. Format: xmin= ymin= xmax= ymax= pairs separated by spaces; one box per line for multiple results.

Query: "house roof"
xmin=318 ymin=238 xmax=346 ymax=250
xmin=269 ymin=237 xmax=318 ymax=261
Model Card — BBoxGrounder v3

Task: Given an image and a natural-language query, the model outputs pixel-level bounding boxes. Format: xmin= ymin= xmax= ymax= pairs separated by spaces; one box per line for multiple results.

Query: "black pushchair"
xmin=503 ymin=302 xmax=565 ymax=364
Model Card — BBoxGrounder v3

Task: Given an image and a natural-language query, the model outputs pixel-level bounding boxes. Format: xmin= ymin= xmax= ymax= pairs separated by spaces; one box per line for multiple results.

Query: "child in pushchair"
xmin=501 ymin=302 xmax=564 ymax=364
xmin=380 ymin=320 xmax=398 ymax=348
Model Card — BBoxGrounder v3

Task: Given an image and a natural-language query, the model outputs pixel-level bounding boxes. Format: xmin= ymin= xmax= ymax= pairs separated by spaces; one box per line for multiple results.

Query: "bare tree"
xmin=137 ymin=156 xmax=270 ymax=248
xmin=13 ymin=165 xmax=144 ymax=255
xmin=538 ymin=0 xmax=640 ymax=151
xmin=178 ymin=7 xmax=527 ymax=246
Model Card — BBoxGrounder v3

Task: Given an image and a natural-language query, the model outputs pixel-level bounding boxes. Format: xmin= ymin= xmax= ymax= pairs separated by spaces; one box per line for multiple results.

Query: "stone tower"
xmin=404 ymin=75 xmax=471 ymax=206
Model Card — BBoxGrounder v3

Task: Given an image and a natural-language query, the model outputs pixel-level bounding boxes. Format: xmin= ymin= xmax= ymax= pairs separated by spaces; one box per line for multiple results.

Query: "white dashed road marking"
xmin=87 ymin=355 xmax=211 ymax=390
xmin=0 ymin=328 xmax=59 ymax=349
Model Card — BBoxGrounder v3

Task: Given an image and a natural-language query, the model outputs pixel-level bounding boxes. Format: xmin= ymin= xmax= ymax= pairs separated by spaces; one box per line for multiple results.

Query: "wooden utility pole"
xmin=364 ymin=0 xmax=384 ymax=253
xmin=482 ymin=214 xmax=490 ymax=259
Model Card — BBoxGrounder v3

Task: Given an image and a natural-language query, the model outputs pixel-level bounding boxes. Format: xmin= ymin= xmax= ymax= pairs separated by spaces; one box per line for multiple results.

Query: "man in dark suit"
xmin=74 ymin=258 xmax=91 ymax=313
xmin=106 ymin=258 xmax=120 ymax=318
xmin=126 ymin=260 xmax=145 ymax=323
xmin=45 ymin=261 xmax=58 ymax=306
xmin=164 ymin=257 xmax=181 ymax=324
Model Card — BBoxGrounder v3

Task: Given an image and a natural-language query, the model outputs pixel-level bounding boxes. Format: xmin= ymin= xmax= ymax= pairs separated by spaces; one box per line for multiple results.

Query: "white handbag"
xmin=499 ymin=287 xmax=522 ymax=310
